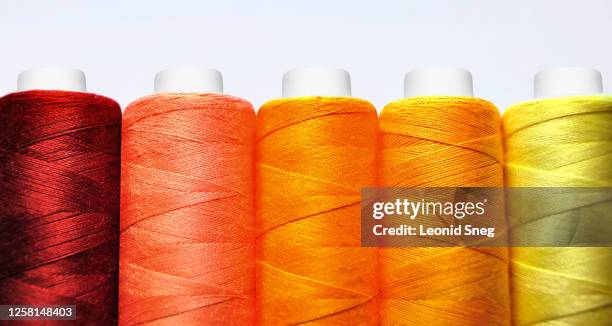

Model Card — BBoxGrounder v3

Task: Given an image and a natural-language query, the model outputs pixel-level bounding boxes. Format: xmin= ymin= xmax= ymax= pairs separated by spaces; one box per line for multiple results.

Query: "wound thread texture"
xmin=256 ymin=96 xmax=379 ymax=325
xmin=120 ymin=93 xmax=256 ymax=325
xmin=503 ymin=96 xmax=612 ymax=325
xmin=378 ymin=96 xmax=511 ymax=325
xmin=0 ymin=90 xmax=121 ymax=325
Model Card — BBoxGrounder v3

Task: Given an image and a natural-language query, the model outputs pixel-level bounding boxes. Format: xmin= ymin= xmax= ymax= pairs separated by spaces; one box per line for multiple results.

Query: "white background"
xmin=0 ymin=0 xmax=611 ymax=112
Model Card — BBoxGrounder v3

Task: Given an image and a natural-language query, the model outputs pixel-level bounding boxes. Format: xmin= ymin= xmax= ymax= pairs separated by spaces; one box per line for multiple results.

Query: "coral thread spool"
xmin=0 ymin=67 xmax=121 ymax=324
xmin=119 ymin=67 xmax=256 ymax=325
xmin=378 ymin=68 xmax=511 ymax=325
xmin=504 ymin=68 xmax=612 ymax=325
xmin=256 ymin=67 xmax=379 ymax=325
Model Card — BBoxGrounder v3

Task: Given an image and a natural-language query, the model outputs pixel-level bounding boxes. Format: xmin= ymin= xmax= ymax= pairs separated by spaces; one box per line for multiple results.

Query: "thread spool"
xmin=119 ymin=67 xmax=256 ymax=325
xmin=256 ymin=67 xmax=379 ymax=324
xmin=0 ymin=67 xmax=121 ymax=324
xmin=534 ymin=67 xmax=603 ymax=98
xmin=154 ymin=66 xmax=223 ymax=93
xmin=378 ymin=68 xmax=510 ymax=325
xmin=504 ymin=68 xmax=612 ymax=325
xmin=17 ymin=66 xmax=87 ymax=92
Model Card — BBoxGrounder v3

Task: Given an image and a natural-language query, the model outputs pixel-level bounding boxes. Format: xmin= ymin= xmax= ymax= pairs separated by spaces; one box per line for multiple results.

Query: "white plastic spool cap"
xmin=18 ymin=67 xmax=86 ymax=92
xmin=154 ymin=66 xmax=223 ymax=93
xmin=282 ymin=67 xmax=351 ymax=97
xmin=534 ymin=68 xmax=603 ymax=98
xmin=404 ymin=68 xmax=473 ymax=97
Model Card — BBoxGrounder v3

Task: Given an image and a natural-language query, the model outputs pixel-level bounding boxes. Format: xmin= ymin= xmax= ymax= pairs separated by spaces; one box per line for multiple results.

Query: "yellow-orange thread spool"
xmin=378 ymin=96 xmax=511 ymax=325
xmin=503 ymin=95 xmax=612 ymax=325
xmin=256 ymin=96 xmax=379 ymax=325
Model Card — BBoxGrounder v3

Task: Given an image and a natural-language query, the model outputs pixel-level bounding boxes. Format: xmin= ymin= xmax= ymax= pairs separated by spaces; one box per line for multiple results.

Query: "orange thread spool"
xmin=120 ymin=93 xmax=255 ymax=325
xmin=378 ymin=96 xmax=511 ymax=325
xmin=256 ymin=96 xmax=379 ymax=325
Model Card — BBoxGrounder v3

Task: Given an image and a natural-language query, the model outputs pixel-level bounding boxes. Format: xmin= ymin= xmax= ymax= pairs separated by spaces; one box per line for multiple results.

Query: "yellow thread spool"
xmin=504 ymin=91 xmax=612 ymax=325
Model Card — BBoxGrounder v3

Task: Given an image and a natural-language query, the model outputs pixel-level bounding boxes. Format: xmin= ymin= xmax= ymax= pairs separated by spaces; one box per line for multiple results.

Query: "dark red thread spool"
xmin=0 ymin=87 xmax=121 ymax=325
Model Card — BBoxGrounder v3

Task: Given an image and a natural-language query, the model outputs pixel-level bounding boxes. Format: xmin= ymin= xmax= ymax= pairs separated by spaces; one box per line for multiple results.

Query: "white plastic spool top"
xmin=154 ymin=66 xmax=223 ymax=93
xmin=534 ymin=67 xmax=603 ymax=98
xmin=282 ymin=67 xmax=351 ymax=98
xmin=404 ymin=68 xmax=473 ymax=97
xmin=18 ymin=66 xmax=86 ymax=92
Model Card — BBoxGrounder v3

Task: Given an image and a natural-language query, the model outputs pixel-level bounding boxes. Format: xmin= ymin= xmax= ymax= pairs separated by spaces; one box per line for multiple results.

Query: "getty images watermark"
xmin=0 ymin=305 xmax=76 ymax=320
xmin=361 ymin=187 xmax=612 ymax=247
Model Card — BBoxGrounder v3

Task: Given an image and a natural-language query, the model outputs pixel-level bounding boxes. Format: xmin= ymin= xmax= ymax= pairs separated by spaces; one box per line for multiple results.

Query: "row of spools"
xmin=1 ymin=66 xmax=610 ymax=325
